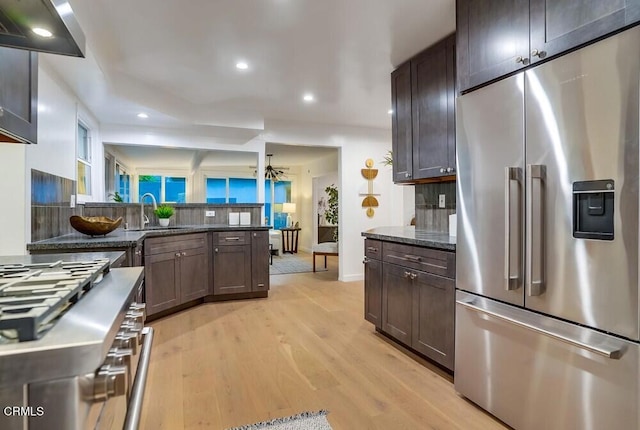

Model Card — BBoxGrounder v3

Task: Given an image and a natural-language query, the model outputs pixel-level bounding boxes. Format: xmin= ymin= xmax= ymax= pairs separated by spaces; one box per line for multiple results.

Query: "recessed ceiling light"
xmin=32 ymin=27 xmax=53 ymax=38
xmin=303 ymin=93 xmax=314 ymax=102
xmin=137 ymin=113 xmax=148 ymax=119
xmin=388 ymin=109 xmax=394 ymax=115
xmin=236 ymin=62 xmax=249 ymax=70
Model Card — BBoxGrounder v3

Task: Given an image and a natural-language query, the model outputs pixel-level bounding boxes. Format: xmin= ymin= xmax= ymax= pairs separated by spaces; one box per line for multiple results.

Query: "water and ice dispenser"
xmin=572 ymin=180 xmax=614 ymax=240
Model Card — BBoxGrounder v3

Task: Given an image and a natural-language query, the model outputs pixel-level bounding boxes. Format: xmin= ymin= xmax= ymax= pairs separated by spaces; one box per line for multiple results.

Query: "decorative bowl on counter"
xmin=69 ymin=216 xmax=123 ymax=236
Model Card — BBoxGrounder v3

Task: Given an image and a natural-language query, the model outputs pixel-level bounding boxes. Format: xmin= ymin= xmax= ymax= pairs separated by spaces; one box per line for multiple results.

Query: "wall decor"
xmin=361 ymin=158 xmax=379 ymax=218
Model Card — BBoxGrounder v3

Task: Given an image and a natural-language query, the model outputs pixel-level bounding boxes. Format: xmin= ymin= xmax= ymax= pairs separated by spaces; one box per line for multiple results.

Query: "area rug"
xmin=227 ymin=410 xmax=332 ymax=430
xmin=270 ymin=252 xmax=327 ymax=275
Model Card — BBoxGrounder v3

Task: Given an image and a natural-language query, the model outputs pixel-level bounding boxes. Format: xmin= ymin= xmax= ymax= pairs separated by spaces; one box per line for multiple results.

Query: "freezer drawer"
xmin=455 ymin=291 xmax=640 ymax=430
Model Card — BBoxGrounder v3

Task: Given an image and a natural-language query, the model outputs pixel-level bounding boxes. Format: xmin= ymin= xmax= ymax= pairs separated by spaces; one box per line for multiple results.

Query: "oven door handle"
xmin=123 ymin=326 xmax=154 ymax=430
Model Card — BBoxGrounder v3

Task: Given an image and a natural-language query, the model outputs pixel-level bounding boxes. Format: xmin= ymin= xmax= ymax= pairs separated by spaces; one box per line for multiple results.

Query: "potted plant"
xmin=154 ymin=205 xmax=174 ymax=227
xmin=324 ymin=184 xmax=338 ymax=242
xmin=108 ymin=191 xmax=124 ymax=202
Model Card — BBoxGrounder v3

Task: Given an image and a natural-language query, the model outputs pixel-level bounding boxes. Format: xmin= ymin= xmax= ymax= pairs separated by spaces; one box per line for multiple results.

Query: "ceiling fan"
xmin=264 ymin=154 xmax=287 ymax=182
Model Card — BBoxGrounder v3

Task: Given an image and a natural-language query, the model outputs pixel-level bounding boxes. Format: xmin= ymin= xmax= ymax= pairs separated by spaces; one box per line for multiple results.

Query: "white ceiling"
xmin=45 ymin=0 xmax=455 ymax=135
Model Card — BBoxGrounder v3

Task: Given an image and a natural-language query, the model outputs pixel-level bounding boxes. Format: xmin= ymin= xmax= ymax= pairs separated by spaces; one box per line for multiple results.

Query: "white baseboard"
xmin=339 ymin=273 xmax=364 ymax=282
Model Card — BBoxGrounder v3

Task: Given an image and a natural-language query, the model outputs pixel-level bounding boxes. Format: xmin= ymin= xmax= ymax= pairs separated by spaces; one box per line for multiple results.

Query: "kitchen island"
xmin=361 ymin=226 xmax=456 ymax=370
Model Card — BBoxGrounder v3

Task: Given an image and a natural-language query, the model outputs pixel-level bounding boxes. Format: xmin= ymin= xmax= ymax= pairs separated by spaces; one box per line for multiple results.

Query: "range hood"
xmin=0 ymin=0 xmax=85 ymax=57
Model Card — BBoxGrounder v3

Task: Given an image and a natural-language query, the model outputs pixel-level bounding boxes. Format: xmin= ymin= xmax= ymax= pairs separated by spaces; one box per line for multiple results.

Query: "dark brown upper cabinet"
xmin=391 ymin=34 xmax=456 ymax=183
xmin=529 ymin=0 xmax=640 ymax=63
xmin=391 ymin=62 xmax=413 ymax=182
xmin=0 ymin=47 xmax=38 ymax=144
xmin=457 ymin=0 xmax=640 ymax=93
xmin=411 ymin=35 xmax=456 ymax=179
xmin=457 ymin=0 xmax=530 ymax=93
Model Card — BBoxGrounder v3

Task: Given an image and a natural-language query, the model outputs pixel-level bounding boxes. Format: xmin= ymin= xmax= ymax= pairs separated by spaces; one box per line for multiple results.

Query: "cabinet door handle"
xmin=515 ymin=56 xmax=529 ymax=65
xmin=363 ymin=257 xmax=369 ymax=265
xmin=404 ymin=172 xmax=410 ymax=178
xmin=403 ymin=271 xmax=411 ymax=278
xmin=214 ymin=248 xmax=218 ymax=253
xmin=225 ymin=237 xmax=240 ymax=241
xmin=366 ymin=247 xmax=378 ymax=252
xmin=175 ymin=252 xmax=181 ymax=257
xmin=403 ymin=255 xmax=421 ymax=262
xmin=409 ymin=273 xmax=417 ymax=280
xmin=440 ymin=168 xmax=446 ymax=173
xmin=181 ymin=251 xmax=186 ymax=256
xmin=531 ymin=49 xmax=545 ymax=58
xmin=257 ymin=283 xmax=265 ymax=287
xmin=446 ymin=167 xmax=453 ymax=173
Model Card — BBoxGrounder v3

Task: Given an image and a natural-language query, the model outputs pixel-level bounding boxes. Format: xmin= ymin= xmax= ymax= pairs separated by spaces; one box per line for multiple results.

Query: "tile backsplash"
xmin=83 ymin=203 xmax=263 ymax=229
xmin=31 ymin=169 xmax=83 ymax=242
xmin=415 ymin=181 xmax=456 ymax=233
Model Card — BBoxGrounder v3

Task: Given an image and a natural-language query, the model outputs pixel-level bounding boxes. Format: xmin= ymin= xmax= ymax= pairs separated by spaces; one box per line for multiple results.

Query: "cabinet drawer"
xmin=214 ymin=231 xmax=249 ymax=245
xmin=364 ymin=239 xmax=382 ymax=260
xmin=383 ymin=242 xmax=455 ymax=278
xmin=145 ymin=233 xmax=207 ymax=256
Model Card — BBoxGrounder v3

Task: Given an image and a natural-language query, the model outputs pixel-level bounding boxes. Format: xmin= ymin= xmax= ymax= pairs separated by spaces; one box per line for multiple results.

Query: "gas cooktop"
xmin=0 ymin=259 xmax=111 ymax=342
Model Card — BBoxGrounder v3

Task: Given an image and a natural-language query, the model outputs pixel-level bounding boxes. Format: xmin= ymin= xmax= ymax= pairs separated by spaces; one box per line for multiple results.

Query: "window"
xmin=116 ymin=163 xmax=131 ymax=202
xmin=205 ymin=177 xmax=257 ymax=203
xmin=138 ymin=175 xmax=186 ymax=203
xmin=206 ymin=178 xmax=226 ymax=203
xmin=265 ymin=179 xmax=291 ymax=229
xmin=77 ymin=123 xmax=91 ymax=195
xmin=165 ymin=176 xmax=186 ymax=202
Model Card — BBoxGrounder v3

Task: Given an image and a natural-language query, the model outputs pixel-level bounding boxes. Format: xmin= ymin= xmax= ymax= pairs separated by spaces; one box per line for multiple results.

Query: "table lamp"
xmin=282 ymin=203 xmax=296 ymax=228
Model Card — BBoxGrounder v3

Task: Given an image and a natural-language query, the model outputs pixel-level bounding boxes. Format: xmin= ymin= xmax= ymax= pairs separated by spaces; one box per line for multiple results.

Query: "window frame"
xmin=203 ymin=170 xmax=258 ymax=204
xmin=76 ymin=121 xmax=92 ymax=199
xmin=136 ymin=169 xmax=189 ymax=203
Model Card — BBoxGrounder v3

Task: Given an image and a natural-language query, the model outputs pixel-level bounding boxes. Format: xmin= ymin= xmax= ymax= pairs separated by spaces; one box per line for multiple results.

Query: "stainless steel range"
xmin=0 ymin=255 xmax=153 ymax=430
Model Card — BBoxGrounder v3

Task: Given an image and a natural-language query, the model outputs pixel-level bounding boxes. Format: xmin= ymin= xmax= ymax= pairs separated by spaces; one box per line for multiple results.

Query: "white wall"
xmin=0 ymin=145 xmax=27 ymax=255
xmin=28 ymin=60 xmax=104 ymax=203
xmin=295 ymin=152 xmax=339 ymax=252
xmin=0 ymin=59 xmax=104 ymax=254
xmin=264 ymin=119 xmax=401 ymax=282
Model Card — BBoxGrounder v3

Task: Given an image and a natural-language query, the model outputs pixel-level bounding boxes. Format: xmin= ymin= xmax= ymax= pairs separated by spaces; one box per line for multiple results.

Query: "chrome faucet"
xmin=140 ymin=193 xmax=158 ymax=229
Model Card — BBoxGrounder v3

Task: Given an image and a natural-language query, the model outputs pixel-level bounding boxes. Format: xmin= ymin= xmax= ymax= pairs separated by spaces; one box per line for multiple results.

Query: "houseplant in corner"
xmin=155 ymin=205 xmax=174 ymax=227
xmin=324 ymin=184 xmax=338 ymax=242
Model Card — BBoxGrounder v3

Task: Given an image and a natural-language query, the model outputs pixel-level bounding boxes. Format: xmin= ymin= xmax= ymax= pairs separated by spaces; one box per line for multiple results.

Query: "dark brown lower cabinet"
xmin=145 ymin=233 xmax=209 ymax=317
xmin=145 ymin=251 xmax=180 ymax=315
xmin=251 ymin=231 xmax=270 ymax=292
xmin=213 ymin=244 xmax=252 ymax=295
xmin=382 ymin=262 xmax=414 ymax=346
xmin=180 ymin=246 xmax=210 ymax=302
xmin=411 ymin=270 xmax=455 ymax=369
xmin=368 ymin=240 xmax=456 ymax=371
xmin=144 ymin=230 xmax=269 ymax=317
xmin=364 ymin=257 xmax=382 ymax=328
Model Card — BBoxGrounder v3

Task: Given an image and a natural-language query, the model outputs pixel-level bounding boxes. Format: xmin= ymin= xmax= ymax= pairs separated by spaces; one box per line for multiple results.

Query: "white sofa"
xmin=269 ymin=230 xmax=282 ymax=255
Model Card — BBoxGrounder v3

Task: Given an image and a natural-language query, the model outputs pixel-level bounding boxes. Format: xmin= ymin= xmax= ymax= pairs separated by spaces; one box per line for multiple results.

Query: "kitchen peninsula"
xmin=28 ymin=224 xmax=270 ymax=319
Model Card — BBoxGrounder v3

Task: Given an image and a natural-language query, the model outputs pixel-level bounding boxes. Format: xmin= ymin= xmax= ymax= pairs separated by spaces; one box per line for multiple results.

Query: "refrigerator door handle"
xmin=457 ymin=297 xmax=624 ymax=359
xmin=504 ymin=167 xmax=522 ymax=290
xmin=526 ymin=164 xmax=545 ymax=296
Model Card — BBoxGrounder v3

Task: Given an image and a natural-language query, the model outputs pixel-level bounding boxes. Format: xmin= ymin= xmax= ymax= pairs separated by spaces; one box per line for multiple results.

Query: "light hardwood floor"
xmin=139 ymin=255 xmax=507 ymax=429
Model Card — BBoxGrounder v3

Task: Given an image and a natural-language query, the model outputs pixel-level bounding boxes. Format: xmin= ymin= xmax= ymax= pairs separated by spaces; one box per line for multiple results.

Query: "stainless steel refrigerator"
xmin=455 ymin=25 xmax=640 ymax=429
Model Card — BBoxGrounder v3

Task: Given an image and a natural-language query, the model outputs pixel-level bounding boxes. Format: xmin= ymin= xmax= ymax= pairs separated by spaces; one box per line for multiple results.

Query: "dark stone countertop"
xmin=361 ymin=226 xmax=456 ymax=251
xmin=0 ymin=251 xmax=126 ymax=266
xmin=27 ymin=225 xmax=270 ymax=251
